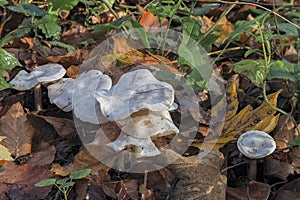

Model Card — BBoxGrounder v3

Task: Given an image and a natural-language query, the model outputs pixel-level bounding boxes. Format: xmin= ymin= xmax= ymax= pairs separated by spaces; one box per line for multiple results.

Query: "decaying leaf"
xmin=194 ymin=75 xmax=281 ymax=150
xmin=0 ymin=160 xmax=54 ymax=199
xmin=0 ymin=102 xmax=36 ymax=158
xmin=139 ymin=10 xmax=168 ymax=32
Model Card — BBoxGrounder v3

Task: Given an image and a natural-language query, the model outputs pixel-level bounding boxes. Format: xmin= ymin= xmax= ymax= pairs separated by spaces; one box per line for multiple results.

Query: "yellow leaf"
xmin=192 ymin=76 xmax=281 ymax=151
xmin=0 ymin=136 xmax=12 ymax=161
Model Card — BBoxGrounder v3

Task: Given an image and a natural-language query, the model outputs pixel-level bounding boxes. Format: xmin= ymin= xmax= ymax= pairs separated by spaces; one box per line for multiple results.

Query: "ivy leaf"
xmin=234 ymin=59 xmax=266 ymax=85
xmin=38 ymin=14 xmax=61 ymax=39
xmin=0 ymin=48 xmax=21 ymax=91
xmin=48 ymin=0 xmax=79 ymax=15
xmin=8 ymin=3 xmax=45 ymax=16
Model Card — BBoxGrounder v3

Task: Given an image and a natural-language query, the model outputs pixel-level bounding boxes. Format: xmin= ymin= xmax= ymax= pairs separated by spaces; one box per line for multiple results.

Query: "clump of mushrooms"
xmin=9 ymin=63 xmax=66 ymax=110
xmin=46 ymin=68 xmax=179 ymax=157
xmin=47 ymin=70 xmax=112 ymax=124
xmin=237 ymin=130 xmax=276 ymax=159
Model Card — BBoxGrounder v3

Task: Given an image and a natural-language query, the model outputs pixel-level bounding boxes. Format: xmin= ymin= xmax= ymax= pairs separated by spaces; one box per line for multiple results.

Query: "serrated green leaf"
xmin=69 ymin=169 xmax=91 ymax=180
xmin=234 ymin=59 xmax=267 ymax=85
xmin=35 ymin=178 xmax=57 ymax=187
xmin=288 ymin=138 xmax=300 ymax=147
xmin=182 ymin=17 xmax=202 ymax=41
xmin=0 ymin=48 xmax=21 ymax=91
xmin=38 ymin=14 xmax=61 ymax=39
xmin=8 ymin=3 xmax=45 ymax=16
xmin=48 ymin=0 xmax=79 ymax=15
xmin=0 ymin=27 xmax=31 ymax=48
xmin=244 ymin=49 xmax=259 ymax=58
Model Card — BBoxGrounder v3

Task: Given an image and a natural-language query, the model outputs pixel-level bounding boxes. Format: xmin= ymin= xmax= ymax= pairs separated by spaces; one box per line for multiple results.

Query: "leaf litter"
xmin=0 ymin=1 xmax=299 ymax=199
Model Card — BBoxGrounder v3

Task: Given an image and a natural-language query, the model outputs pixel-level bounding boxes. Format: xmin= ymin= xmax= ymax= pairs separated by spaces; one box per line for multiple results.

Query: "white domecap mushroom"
xmin=94 ymin=69 xmax=175 ymax=121
xmin=9 ymin=63 xmax=66 ymax=110
xmin=47 ymin=70 xmax=112 ymax=124
xmin=237 ymin=130 xmax=276 ymax=159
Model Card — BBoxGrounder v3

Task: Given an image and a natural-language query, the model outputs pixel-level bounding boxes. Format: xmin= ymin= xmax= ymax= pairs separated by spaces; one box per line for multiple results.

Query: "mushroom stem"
xmin=34 ymin=83 xmax=42 ymax=111
xmin=248 ymin=159 xmax=257 ymax=181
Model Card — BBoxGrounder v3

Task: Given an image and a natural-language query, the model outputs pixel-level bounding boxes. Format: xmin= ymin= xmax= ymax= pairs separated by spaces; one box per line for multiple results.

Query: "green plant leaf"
xmin=234 ymin=59 xmax=266 ymax=85
xmin=49 ymin=41 xmax=75 ymax=52
xmin=35 ymin=178 xmax=57 ymax=187
xmin=0 ymin=0 xmax=8 ymax=8
xmin=38 ymin=14 xmax=61 ymax=39
xmin=69 ymin=169 xmax=91 ymax=180
xmin=267 ymin=60 xmax=300 ymax=82
xmin=93 ymin=15 xmax=132 ymax=34
xmin=0 ymin=48 xmax=21 ymax=91
xmin=48 ymin=0 xmax=79 ymax=15
xmin=288 ymin=138 xmax=300 ymax=147
xmin=182 ymin=17 xmax=202 ymax=41
xmin=8 ymin=3 xmax=45 ymax=16
xmin=0 ymin=27 xmax=31 ymax=48
xmin=130 ymin=19 xmax=151 ymax=49
xmin=56 ymin=178 xmax=70 ymax=186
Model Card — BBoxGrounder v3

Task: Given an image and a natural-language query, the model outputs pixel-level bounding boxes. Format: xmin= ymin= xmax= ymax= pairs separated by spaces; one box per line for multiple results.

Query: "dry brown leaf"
xmin=274 ymin=177 xmax=300 ymax=200
xmin=0 ymin=102 xmax=36 ymax=158
xmin=28 ymin=142 xmax=56 ymax=165
xmin=264 ymin=157 xmax=294 ymax=181
xmin=139 ymin=10 xmax=168 ymax=32
xmin=194 ymin=75 xmax=281 ymax=150
xmin=117 ymin=180 xmax=139 ymax=200
xmin=0 ymin=160 xmax=54 ymax=199
xmin=289 ymin=147 xmax=300 ymax=174
xmin=34 ymin=114 xmax=77 ymax=138
xmin=113 ymin=36 xmax=146 ymax=65
xmin=199 ymin=16 xmax=234 ymax=43
xmin=141 ymin=184 xmax=155 ymax=200
xmin=51 ymin=148 xmax=109 ymax=176
xmin=226 ymin=181 xmax=271 ymax=200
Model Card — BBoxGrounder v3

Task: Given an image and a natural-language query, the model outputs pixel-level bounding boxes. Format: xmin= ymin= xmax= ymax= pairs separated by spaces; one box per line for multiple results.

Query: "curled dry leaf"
xmin=139 ymin=10 xmax=168 ymax=32
xmin=194 ymin=75 xmax=281 ymax=150
xmin=0 ymin=102 xmax=36 ymax=158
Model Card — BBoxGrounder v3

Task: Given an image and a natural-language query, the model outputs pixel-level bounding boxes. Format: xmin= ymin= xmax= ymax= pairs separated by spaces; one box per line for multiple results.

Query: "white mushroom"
xmin=47 ymin=70 xmax=112 ymax=124
xmin=9 ymin=63 xmax=66 ymax=91
xmin=118 ymin=109 xmax=179 ymax=138
xmin=108 ymin=109 xmax=179 ymax=156
xmin=237 ymin=130 xmax=276 ymax=159
xmin=107 ymin=133 xmax=161 ymax=157
xmin=94 ymin=69 xmax=175 ymax=121
xmin=9 ymin=63 xmax=66 ymax=110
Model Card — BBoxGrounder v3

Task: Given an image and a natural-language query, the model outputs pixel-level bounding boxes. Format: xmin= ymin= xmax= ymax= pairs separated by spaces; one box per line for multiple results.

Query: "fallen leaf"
xmin=0 ymin=102 xmax=36 ymax=158
xmin=264 ymin=157 xmax=294 ymax=181
xmin=139 ymin=10 xmax=168 ymax=32
xmin=194 ymin=75 xmax=281 ymax=150
xmin=117 ymin=180 xmax=139 ymax=200
xmin=28 ymin=142 xmax=56 ymax=165
xmin=141 ymin=184 xmax=155 ymax=200
xmin=289 ymin=147 xmax=300 ymax=174
xmin=0 ymin=160 xmax=54 ymax=199
xmin=0 ymin=136 xmax=12 ymax=161
xmin=226 ymin=181 xmax=271 ymax=200
xmin=275 ymin=177 xmax=300 ymax=200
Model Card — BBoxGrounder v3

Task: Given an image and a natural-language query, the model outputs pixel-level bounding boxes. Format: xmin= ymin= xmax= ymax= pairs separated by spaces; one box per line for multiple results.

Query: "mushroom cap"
xmin=94 ymin=69 xmax=175 ymax=121
xmin=118 ymin=109 xmax=179 ymax=138
xmin=237 ymin=130 xmax=276 ymax=159
xmin=10 ymin=63 xmax=66 ymax=91
xmin=47 ymin=78 xmax=74 ymax=112
xmin=107 ymin=132 xmax=161 ymax=157
xmin=47 ymin=70 xmax=112 ymax=123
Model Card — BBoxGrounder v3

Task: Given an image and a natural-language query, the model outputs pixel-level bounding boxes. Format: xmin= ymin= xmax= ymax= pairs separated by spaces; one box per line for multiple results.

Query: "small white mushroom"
xmin=9 ymin=63 xmax=66 ymax=110
xmin=118 ymin=109 xmax=179 ymax=138
xmin=47 ymin=70 xmax=112 ymax=124
xmin=94 ymin=69 xmax=175 ymax=121
xmin=237 ymin=130 xmax=276 ymax=159
xmin=107 ymin=133 xmax=161 ymax=157
xmin=9 ymin=63 xmax=66 ymax=91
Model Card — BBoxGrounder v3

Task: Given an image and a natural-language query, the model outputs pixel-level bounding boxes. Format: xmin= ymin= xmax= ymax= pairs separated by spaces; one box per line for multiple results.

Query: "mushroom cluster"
xmin=10 ymin=65 xmax=179 ymax=157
